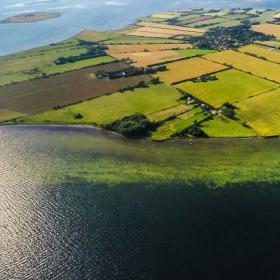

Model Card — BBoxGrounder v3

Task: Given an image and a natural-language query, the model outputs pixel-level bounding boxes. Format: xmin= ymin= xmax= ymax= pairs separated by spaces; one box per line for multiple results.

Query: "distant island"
xmin=1 ymin=12 xmax=60 ymax=24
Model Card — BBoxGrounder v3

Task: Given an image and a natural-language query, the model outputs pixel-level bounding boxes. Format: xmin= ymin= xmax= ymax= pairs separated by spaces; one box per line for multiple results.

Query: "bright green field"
xmin=41 ymin=56 xmax=115 ymax=75
xmin=176 ymin=48 xmax=215 ymax=57
xmin=147 ymin=104 xmax=193 ymax=122
xmin=207 ymin=20 xmax=243 ymax=29
xmin=202 ymin=115 xmax=257 ymax=137
xmin=103 ymin=35 xmax=181 ymax=45
xmin=176 ymin=69 xmax=279 ymax=108
xmin=152 ymin=107 xmax=207 ymax=141
xmin=0 ymin=39 xmax=88 ymax=85
xmin=18 ymin=84 xmax=183 ymax=125
xmin=236 ymin=88 xmax=280 ymax=136
xmin=188 ymin=17 xmax=227 ymax=28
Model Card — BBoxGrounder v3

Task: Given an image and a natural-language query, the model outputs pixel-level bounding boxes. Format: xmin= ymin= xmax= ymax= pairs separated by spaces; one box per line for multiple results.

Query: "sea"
xmin=0 ymin=0 xmax=279 ymax=56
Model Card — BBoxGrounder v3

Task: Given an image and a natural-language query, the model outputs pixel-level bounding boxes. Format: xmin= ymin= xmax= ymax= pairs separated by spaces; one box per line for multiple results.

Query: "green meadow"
xmin=17 ymin=84 xmax=183 ymax=125
xmin=202 ymin=115 xmax=257 ymax=137
xmin=177 ymin=69 xmax=279 ymax=108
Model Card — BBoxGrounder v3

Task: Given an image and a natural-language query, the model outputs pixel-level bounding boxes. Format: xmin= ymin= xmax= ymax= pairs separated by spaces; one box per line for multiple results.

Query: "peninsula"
xmin=1 ymin=12 xmax=60 ymax=24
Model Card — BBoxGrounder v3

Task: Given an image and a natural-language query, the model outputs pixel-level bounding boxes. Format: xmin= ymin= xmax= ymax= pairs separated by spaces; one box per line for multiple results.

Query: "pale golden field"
xmin=136 ymin=22 xmax=206 ymax=33
xmin=154 ymin=57 xmax=228 ymax=84
xmin=106 ymin=44 xmax=192 ymax=54
xmin=204 ymin=50 xmax=280 ymax=83
xmin=252 ymin=23 xmax=280 ymax=38
xmin=236 ymin=88 xmax=280 ymax=136
xmin=151 ymin=12 xmax=180 ymax=19
xmin=109 ymin=50 xmax=182 ymax=67
xmin=128 ymin=27 xmax=202 ymax=38
xmin=239 ymin=44 xmax=280 ymax=63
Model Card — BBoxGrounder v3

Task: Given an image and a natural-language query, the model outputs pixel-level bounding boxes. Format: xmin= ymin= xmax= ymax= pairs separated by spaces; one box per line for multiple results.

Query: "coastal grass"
xmin=204 ymin=50 xmax=280 ymax=83
xmin=17 ymin=84 xmax=183 ymax=125
xmin=236 ymin=88 xmax=280 ymax=136
xmin=202 ymin=115 xmax=257 ymax=137
xmin=154 ymin=57 xmax=228 ymax=85
xmin=176 ymin=69 xmax=278 ymax=108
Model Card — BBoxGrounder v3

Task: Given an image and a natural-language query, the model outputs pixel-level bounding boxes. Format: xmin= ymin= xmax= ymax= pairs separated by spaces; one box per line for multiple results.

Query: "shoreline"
xmin=2 ymin=123 xmax=279 ymax=142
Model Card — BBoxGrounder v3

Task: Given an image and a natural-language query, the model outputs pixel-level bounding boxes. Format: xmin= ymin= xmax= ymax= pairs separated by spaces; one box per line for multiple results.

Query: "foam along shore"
xmin=0 ymin=12 xmax=61 ymax=24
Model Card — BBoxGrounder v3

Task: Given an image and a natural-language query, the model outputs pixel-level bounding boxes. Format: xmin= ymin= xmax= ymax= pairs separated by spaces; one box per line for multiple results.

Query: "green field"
xmin=236 ymin=88 xmax=280 ymax=136
xmin=204 ymin=50 xmax=280 ymax=83
xmin=207 ymin=20 xmax=243 ymax=29
xmin=175 ymin=48 xmax=215 ymax=57
xmin=0 ymin=39 xmax=88 ymax=85
xmin=152 ymin=107 xmax=207 ymax=141
xmin=239 ymin=44 xmax=280 ymax=63
xmin=202 ymin=115 xmax=257 ymax=137
xmin=41 ymin=56 xmax=115 ymax=75
xmin=17 ymin=84 xmax=183 ymax=125
xmin=147 ymin=104 xmax=193 ymax=122
xmin=176 ymin=69 xmax=278 ymax=108
xmin=102 ymin=35 xmax=181 ymax=45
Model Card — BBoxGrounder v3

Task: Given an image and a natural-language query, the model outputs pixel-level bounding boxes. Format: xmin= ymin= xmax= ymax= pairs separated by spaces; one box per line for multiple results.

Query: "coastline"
xmin=3 ymin=123 xmax=279 ymax=142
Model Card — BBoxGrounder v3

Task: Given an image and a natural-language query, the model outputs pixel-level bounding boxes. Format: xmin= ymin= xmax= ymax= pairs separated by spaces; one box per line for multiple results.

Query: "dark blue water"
xmin=0 ymin=0 xmax=279 ymax=56
xmin=1 ymin=126 xmax=280 ymax=279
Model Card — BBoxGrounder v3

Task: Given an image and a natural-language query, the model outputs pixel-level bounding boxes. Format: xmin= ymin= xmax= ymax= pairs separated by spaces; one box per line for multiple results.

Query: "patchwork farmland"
xmin=204 ymin=50 xmax=280 ymax=83
xmin=0 ymin=62 xmax=151 ymax=121
xmin=110 ymin=49 xmax=214 ymax=67
xmin=154 ymin=57 xmax=228 ymax=85
xmin=176 ymin=69 xmax=278 ymax=108
xmin=2 ymin=7 xmax=280 ymax=140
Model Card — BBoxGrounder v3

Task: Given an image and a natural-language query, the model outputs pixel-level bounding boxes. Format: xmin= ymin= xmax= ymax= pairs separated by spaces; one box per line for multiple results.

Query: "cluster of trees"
xmin=190 ymin=24 xmax=275 ymax=50
xmin=222 ymin=103 xmax=236 ymax=119
xmin=55 ymin=44 xmax=108 ymax=65
xmin=96 ymin=65 xmax=166 ymax=80
xmin=103 ymin=113 xmax=155 ymax=138
xmin=191 ymin=75 xmax=218 ymax=83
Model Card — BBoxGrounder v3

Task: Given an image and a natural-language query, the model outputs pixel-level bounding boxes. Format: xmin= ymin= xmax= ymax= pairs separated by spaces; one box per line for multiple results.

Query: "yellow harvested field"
xmin=128 ymin=27 xmax=202 ymax=38
xmin=110 ymin=50 xmax=183 ymax=67
xmin=236 ymin=88 xmax=280 ymax=136
xmin=154 ymin=57 xmax=228 ymax=85
xmin=106 ymin=44 xmax=192 ymax=54
xmin=239 ymin=44 xmax=280 ymax=63
xmin=136 ymin=22 xmax=206 ymax=33
xmin=152 ymin=12 xmax=180 ymax=19
xmin=252 ymin=23 xmax=280 ymax=38
xmin=204 ymin=50 xmax=280 ymax=83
